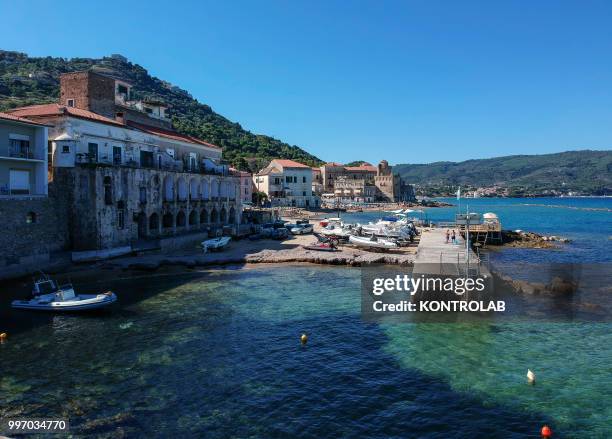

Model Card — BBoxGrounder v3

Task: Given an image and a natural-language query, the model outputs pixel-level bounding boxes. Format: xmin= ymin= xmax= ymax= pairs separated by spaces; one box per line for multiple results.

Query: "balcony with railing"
xmin=1 ymin=140 xmax=45 ymax=162
xmin=75 ymin=151 xmax=229 ymax=176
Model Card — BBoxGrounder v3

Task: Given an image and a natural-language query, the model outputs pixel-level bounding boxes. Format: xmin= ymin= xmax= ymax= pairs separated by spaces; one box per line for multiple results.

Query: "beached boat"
xmin=319 ymin=224 xmax=352 ymax=240
xmin=349 ymin=235 xmax=399 ymax=250
xmin=202 ymin=236 xmax=231 ymax=252
xmin=11 ymin=275 xmax=117 ymax=312
xmin=302 ymin=242 xmax=338 ymax=252
xmin=360 ymin=223 xmax=409 ymax=238
xmin=319 ymin=217 xmax=342 ymax=227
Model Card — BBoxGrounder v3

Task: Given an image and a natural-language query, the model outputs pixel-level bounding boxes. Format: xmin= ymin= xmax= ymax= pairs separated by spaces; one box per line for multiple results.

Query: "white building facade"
xmin=254 ymin=159 xmax=319 ymax=208
xmin=0 ymin=113 xmax=48 ymax=197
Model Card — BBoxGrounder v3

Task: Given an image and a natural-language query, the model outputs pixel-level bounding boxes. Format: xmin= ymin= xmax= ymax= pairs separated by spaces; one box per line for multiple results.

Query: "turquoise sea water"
xmin=343 ymin=197 xmax=612 ymax=264
xmin=0 ymin=198 xmax=610 ymax=437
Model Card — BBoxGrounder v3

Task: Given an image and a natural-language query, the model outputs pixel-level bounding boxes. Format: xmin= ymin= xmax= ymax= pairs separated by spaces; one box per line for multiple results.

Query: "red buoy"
xmin=541 ymin=425 xmax=552 ymax=438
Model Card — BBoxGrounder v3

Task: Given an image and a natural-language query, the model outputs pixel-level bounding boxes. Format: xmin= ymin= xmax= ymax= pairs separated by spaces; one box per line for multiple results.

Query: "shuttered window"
xmin=9 ymin=169 xmax=30 ymax=195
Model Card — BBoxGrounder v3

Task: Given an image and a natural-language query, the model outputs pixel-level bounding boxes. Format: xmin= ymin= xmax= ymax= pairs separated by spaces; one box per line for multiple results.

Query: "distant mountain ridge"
xmin=394 ymin=150 xmax=612 ymax=196
xmin=0 ymin=50 xmax=322 ymax=171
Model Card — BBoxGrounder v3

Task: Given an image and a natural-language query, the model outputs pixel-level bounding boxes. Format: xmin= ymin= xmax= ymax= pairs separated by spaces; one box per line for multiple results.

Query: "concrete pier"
xmin=414 ymin=228 xmax=486 ymax=276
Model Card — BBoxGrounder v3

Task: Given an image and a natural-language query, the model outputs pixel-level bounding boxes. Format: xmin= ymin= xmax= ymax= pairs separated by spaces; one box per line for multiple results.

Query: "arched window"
xmin=211 ymin=180 xmax=219 ymax=200
xmin=220 ymin=207 xmax=227 ymax=223
xmin=201 ymin=180 xmax=209 ymax=200
xmin=162 ymin=212 xmax=174 ymax=229
xmin=176 ymin=210 xmax=186 ymax=227
xmin=210 ymin=208 xmax=218 ymax=223
xmin=229 ymin=207 xmax=236 ymax=224
xmin=163 ymin=176 xmax=174 ymax=201
xmin=189 ymin=210 xmax=197 ymax=225
xmin=149 ymin=213 xmax=160 ymax=233
xmin=103 ymin=176 xmax=113 ymax=205
xmin=117 ymin=200 xmax=125 ymax=229
xmin=200 ymin=208 xmax=209 ymax=224
xmin=177 ymin=177 xmax=187 ymax=201
xmin=190 ymin=178 xmax=199 ymax=201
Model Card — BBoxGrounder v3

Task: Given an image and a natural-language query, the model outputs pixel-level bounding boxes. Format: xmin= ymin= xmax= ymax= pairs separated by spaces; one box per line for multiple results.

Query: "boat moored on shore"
xmin=202 ymin=236 xmax=231 ymax=252
xmin=349 ymin=235 xmax=399 ymax=250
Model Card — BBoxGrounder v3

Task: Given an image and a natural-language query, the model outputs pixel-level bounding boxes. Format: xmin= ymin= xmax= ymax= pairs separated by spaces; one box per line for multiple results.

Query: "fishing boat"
xmin=349 ymin=235 xmax=399 ymax=250
xmin=11 ymin=274 xmax=117 ymax=312
xmin=202 ymin=236 xmax=231 ymax=252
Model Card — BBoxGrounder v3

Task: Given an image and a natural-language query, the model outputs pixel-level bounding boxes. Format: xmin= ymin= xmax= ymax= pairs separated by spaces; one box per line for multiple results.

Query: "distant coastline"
xmin=430 ymin=195 xmax=612 ymax=199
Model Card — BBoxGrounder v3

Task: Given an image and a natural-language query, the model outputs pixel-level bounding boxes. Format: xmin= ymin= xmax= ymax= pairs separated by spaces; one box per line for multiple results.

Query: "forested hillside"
xmin=0 ymin=50 xmax=322 ymax=171
xmin=395 ymin=150 xmax=612 ymax=196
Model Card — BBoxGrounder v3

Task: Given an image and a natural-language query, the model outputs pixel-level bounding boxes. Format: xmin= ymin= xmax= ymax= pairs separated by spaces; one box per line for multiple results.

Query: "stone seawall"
xmin=0 ymin=187 xmax=71 ymax=279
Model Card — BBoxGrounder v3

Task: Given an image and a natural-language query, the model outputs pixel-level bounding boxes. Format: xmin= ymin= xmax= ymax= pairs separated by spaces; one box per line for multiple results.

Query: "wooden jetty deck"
xmin=414 ymin=228 xmax=489 ymax=276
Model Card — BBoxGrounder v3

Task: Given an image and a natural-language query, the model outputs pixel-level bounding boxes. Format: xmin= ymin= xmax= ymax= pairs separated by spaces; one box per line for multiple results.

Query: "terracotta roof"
xmin=257 ymin=166 xmax=282 ymax=176
xmin=324 ymin=162 xmax=343 ymax=167
xmin=345 ymin=165 xmax=377 ymax=172
xmin=7 ymin=104 xmax=220 ymax=149
xmin=6 ymin=103 xmax=125 ymax=126
xmin=126 ymin=121 xmax=220 ymax=150
xmin=0 ymin=111 xmax=51 ymax=127
xmin=272 ymin=159 xmax=310 ymax=169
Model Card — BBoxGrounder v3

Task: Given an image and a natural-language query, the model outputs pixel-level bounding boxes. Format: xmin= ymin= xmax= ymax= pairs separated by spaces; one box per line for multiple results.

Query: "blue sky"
xmin=1 ymin=0 xmax=611 ymax=164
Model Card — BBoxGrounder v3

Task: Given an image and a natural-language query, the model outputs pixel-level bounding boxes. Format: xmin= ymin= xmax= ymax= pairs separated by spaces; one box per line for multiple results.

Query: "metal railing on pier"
xmin=438 ymin=249 xmax=488 ymax=277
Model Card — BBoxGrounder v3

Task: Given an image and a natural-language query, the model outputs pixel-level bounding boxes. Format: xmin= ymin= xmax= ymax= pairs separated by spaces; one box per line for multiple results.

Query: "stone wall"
xmin=60 ymin=71 xmax=116 ymax=118
xmin=375 ymin=175 xmax=398 ymax=201
xmin=54 ymin=165 xmax=241 ymax=251
xmin=0 ymin=183 xmax=71 ymax=278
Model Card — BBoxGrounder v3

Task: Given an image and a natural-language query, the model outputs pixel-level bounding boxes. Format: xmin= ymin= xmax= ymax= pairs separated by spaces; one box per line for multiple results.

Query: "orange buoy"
xmin=541 ymin=425 xmax=552 ymax=438
xmin=0 ymin=332 xmax=7 ymax=341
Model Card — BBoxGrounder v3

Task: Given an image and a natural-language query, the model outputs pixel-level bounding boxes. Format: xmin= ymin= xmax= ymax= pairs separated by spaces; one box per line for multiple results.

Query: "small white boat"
xmin=319 ymin=224 xmax=352 ymax=239
xmin=11 ymin=275 xmax=117 ymax=312
xmin=202 ymin=236 xmax=231 ymax=252
xmin=349 ymin=235 xmax=399 ymax=250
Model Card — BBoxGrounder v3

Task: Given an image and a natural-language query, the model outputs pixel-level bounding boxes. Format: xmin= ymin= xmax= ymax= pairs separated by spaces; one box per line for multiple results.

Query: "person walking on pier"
xmin=451 ymin=230 xmax=457 ymax=244
xmin=445 ymin=229 xmax=450 ymax=244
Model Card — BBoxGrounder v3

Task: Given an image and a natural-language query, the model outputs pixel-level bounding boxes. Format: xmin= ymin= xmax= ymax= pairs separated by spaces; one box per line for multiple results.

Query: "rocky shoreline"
xmin=501 ymin=230 xmax=570 ymax=249
xmin=493 ymin=272 xmax=579 ymax=296
xmin=121 ymin=246 xmax=415 ymax=272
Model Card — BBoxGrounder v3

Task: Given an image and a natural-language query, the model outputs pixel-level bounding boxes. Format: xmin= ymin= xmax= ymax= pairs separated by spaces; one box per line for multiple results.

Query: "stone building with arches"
xmin=8 ymin=71 xmax=241 ymax=251
xmin=51 ymin=164 xmax=241 ymax=250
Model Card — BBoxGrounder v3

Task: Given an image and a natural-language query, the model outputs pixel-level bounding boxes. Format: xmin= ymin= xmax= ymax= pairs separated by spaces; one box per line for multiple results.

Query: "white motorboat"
xmin=359 ymin=221 xmax=411 ymax=239
xmin=320 ymin=224 xmax=352 ymax=237
xmin=202 ymin=236 xmax=231 ymax=252
xmin=11 ymin=275 xmax=117 ymax=312
xmin=349 ymin=235 xmax=399 ymax=250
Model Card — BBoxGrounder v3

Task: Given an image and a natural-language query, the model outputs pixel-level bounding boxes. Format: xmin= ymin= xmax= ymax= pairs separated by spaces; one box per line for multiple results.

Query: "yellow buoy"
xmin=0 ymin=332 xmax=7 ymax=341
xmin=300 ymin=333 xmax=308 ymax=345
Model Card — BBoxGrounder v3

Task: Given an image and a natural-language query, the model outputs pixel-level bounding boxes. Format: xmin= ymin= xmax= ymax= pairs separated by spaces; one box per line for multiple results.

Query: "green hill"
xmin=394 ymin=150 xmax=612 ymax=196
xmin=0 ymin=50 xmax=322 ymax=171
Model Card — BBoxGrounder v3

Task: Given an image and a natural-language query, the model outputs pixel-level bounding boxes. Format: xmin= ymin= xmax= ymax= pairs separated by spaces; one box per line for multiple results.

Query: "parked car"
xmin=271 ymin=227 xmax=290 ymax=240
xmin=290 ymin=224 xmax=314 ymax=235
